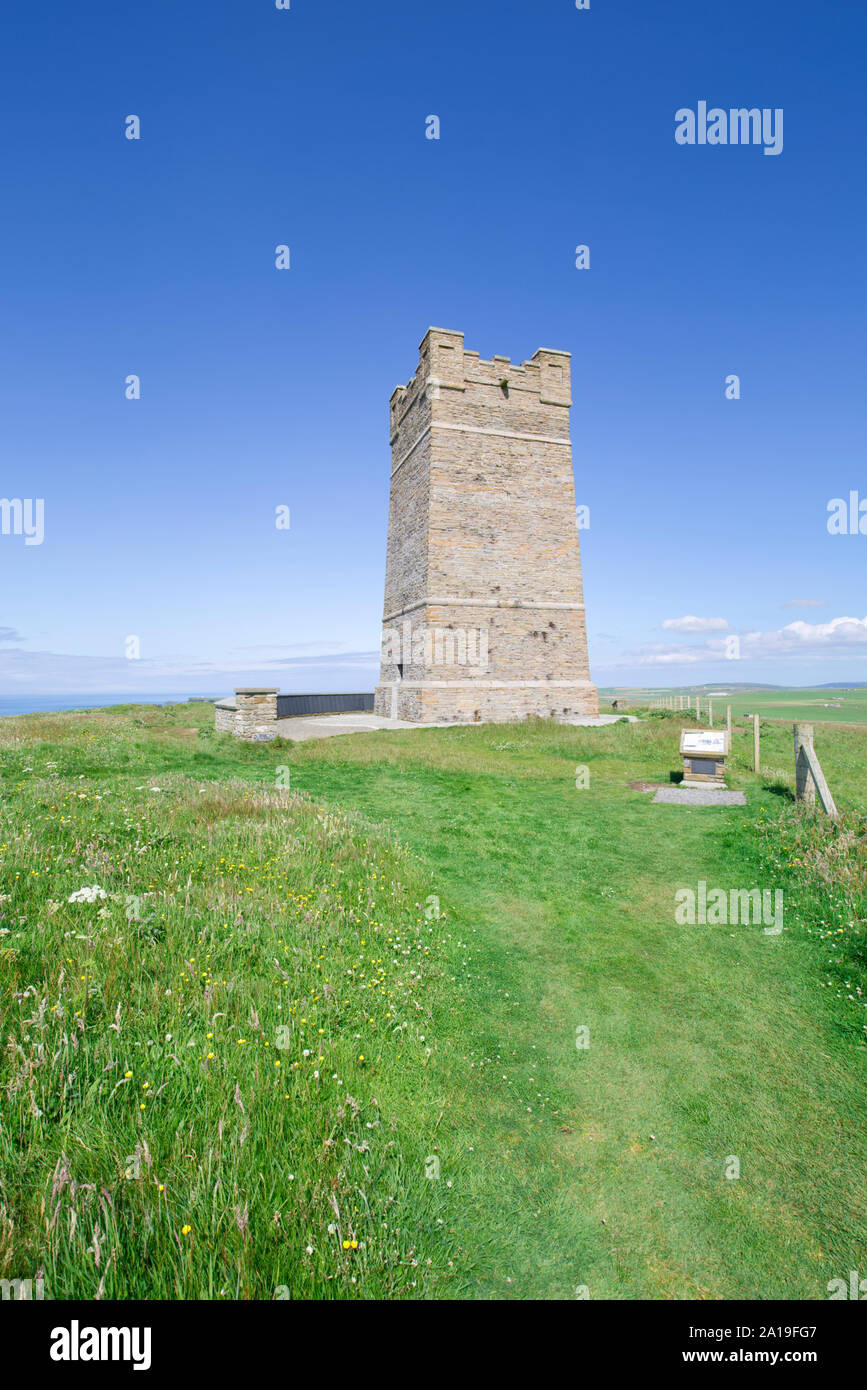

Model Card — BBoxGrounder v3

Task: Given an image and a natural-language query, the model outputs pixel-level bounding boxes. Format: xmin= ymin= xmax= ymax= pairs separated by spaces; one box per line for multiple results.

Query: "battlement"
xmin=389 ymin=328 xmax=572 ymax=443
xmin=377 ymin=327 xmax=597 ymax=724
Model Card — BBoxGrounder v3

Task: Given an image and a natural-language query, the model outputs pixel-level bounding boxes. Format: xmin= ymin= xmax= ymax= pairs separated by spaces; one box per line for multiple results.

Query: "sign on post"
xmin=680 ymin=729 xmax=730 ymax=788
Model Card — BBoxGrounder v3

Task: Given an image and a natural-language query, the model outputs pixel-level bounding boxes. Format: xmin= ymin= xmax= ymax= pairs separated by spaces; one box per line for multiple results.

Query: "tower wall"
xmin=374 ymin=328 xmax=597 ymax=723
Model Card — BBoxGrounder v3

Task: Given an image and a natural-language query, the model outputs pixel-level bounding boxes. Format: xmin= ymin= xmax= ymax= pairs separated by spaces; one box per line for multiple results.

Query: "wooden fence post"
xmin=793 ymin=723 xmax=839 ymax=819
xmin=726 ymin=704 xmax=732 ymax=739
xmin=753 ymin=714 xmax=760 ymax=774
xmin=794 ymin=724 xmax=816 ymax=806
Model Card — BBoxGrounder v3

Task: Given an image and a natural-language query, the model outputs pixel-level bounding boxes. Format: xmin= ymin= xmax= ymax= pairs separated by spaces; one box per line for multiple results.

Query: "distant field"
xmin=720 ymin=688 xmax=867 ymax=725
xmin=603 ymin=687 xmax=867 ymax=726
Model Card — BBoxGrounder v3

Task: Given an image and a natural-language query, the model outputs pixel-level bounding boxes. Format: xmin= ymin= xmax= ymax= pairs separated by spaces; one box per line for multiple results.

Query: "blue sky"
xmin=1 ymin=0 xmax=865 ymax=695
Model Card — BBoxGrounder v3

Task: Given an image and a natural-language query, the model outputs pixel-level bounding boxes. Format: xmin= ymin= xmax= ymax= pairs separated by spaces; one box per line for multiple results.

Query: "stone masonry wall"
xmin=214 ymin=699 xmax=237 ymax=733
xmin=374 ymin=329 xmax=597 ymax=722
xmin=215 ymin=689 xmax=278 ymax=740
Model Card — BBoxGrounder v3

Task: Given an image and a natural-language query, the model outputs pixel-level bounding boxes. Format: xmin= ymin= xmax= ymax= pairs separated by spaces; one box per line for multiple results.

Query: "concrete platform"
xmin=270 ymin=711 xmax=638 ymax=743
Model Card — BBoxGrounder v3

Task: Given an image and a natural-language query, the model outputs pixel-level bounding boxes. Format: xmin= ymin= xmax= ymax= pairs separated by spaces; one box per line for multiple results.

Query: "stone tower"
xmin=373 ymin=328 xmax=597 ymax=723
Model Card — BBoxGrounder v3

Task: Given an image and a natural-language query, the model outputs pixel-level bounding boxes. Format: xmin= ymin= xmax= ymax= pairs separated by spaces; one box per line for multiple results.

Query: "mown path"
xmin=291 ymin=724 xmax=867 ymax=1299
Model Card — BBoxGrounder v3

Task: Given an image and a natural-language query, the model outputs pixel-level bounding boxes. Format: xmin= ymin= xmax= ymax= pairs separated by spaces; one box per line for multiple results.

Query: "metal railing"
xmin=275 ymin=693 xmax=374 ymax=718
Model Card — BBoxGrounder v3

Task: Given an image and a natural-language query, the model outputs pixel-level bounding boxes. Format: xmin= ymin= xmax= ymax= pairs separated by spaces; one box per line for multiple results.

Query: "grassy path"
xmin=287 ymin=721 xmax=867 ymax=1298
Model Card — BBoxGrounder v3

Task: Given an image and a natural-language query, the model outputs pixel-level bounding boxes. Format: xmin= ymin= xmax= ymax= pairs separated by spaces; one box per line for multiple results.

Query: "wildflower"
xmin=68 ymin=885 xmax=107 ymax=904
xmin=181 ymin=1225 xmax=192 ymax=1236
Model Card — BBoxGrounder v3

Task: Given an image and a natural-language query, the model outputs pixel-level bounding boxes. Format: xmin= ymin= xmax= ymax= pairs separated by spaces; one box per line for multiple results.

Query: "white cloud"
xmin=661 ymin=616 xmax=729 ymax=633
xmin=631 ymin=644 xmax=709 ymax=665
xmin=631 ymin=615 xmax=867 ymax=667
xmin=745 ymin=616 xmax=867 ymax=655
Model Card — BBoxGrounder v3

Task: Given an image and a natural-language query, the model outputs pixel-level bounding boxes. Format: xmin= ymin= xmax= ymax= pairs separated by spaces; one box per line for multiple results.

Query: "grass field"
xmin=1 ymin=701 xmax=865 ymax=1299
xmin=604 ymin=686 xmax=867 ymax=726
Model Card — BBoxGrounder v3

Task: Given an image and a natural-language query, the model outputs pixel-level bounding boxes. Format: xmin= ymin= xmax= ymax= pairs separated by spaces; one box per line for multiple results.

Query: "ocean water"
xmin=0 ymin=694 xmax=219 ymax=718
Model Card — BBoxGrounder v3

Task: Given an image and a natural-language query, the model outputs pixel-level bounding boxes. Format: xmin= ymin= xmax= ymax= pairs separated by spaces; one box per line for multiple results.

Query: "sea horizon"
xmin=0 ymin=693 xmax=223 ymax=718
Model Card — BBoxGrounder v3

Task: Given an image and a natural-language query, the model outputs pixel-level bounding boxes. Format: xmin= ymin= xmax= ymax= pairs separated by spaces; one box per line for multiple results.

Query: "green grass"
xmin=1 ymin=701 xmax=865 ymax=1299
xmin=608 ymin=685 xmax=867 ymax=726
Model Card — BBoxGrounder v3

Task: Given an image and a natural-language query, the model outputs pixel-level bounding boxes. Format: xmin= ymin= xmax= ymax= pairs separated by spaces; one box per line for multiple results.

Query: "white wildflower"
xmin=68 ymin=885 xmax=108 ymax=904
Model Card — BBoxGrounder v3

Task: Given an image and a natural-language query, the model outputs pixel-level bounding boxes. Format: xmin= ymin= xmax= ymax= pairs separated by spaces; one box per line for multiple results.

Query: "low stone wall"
xmin=214 ymin=698 xmax=237 ymax=733
xmin=214 ymin=689 xmax=278 ymax=740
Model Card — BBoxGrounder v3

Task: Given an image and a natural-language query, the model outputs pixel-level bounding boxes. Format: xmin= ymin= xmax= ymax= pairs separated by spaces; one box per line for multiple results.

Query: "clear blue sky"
xmin=1 ymin=0 xmax=865 ymax=695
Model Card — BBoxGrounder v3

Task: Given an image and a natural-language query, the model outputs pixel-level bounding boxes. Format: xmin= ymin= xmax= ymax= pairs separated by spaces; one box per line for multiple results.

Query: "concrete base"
xmin=373 ymin=680 xmax=599 ymax=724
xmin=273 ymin=710 xmax=633 ymax=743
